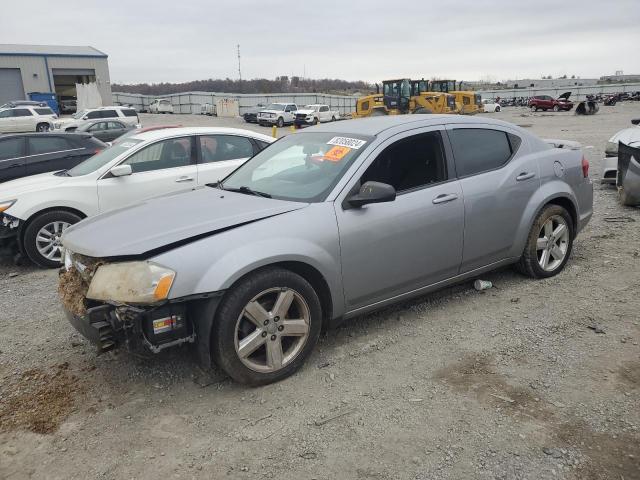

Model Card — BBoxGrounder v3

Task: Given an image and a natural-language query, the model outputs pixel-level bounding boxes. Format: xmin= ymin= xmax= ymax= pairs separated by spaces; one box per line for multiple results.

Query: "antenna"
xmin=237 ymin=44 xmax=242 ymax=83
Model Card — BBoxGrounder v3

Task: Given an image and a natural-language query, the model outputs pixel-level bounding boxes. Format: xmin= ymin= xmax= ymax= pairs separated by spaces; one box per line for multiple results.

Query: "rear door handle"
xmin=516 ymin=172 xmax=535 ymax=181
xmin=175 ymin=176 xmax=194 ymax=183
xmin=432 ymin=193 xmax=458 ymax=204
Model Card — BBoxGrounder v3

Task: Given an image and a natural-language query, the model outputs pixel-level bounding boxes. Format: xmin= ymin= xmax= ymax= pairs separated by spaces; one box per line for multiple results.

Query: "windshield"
xmin=67 ymin=139 xmax=143 ymax=176
xmin=304 ymin=105 xmax=319 ymax=111
xmin=72 ymin=109 xmax=88 ymax=119
xmin=265 ymin=104 xmax=285 ymax=111
xmin=221 ymin=132 xmax=373 ymax=203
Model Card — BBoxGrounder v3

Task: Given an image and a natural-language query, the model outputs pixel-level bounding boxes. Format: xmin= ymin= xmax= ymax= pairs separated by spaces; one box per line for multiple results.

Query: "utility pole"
xmin=237 ymin=44 xmax=242 ymax=92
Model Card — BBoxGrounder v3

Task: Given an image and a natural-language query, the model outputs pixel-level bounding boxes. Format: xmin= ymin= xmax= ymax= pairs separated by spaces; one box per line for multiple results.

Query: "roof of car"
xmin=126 ymin=126 xmax=275 ymax=143
xmin=309 ymin=114 xmax=517 ymax=136
xmin=0 ymin=132 xmax=92 ymax=138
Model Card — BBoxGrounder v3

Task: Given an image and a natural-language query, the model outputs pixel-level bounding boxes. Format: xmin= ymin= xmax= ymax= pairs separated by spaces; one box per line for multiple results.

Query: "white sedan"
xmin=0 ymin=127 xmax=274 ymax=267
xmin=481 ymin=99 xmax=501 ymax=113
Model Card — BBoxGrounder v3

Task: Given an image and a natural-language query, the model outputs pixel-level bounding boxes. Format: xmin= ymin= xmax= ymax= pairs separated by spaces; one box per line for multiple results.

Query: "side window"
xmin=320 ymin=106 xmax=329 ymax=112
xmin=86 ymin=111 xmax=101 ymax=119
xmin=0 ymin=138 xmax=24 ymax=160
xmin=360 ymin=100 xmax=370 ymax=111
xmin=100 ymin=110 xmax=118 ymax=118
xmin=448 ymin=128 xmax=516 ymax=177
xmin=254 ymin=139 xmax=271 ymax=152
xmin=199 ymin=135 xmax=254 ymax=163
xmin=14 ymin=109 xmax=33 ymax=117
xmin=122 ymin=137 xmax=193 ymax=173
xmin=360 ymin=131 xmax=447 ymax=192
xmin=0 ymin=110 xmax=14 ymax=118
xmin=108 ymin=121 xmax=125 ymax=129
xmin=121 ymin=109 xmax=138 ymax=117
xmin=88 ymin=122 xmax=106 ymax=131
xmin=462 ymin=96 xmax=471 ymax=105
xmin=28 ymin=137 xmax=72 ymax=155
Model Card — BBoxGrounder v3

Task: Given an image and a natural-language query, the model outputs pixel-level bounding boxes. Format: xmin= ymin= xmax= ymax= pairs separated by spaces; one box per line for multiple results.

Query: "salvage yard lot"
xmin=1 ymin=104 xmax=639 ymax=480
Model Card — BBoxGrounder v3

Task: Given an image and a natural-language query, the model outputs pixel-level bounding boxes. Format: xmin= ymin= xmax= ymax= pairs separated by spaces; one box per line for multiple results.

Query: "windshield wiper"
xmin=223 ymin=185 xmax=272 ymax=198
xmin=54 ymin=169 xmax=70 ymax=177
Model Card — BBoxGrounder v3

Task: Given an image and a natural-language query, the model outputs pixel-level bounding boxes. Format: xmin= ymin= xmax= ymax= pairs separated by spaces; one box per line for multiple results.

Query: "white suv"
xmin=0 ymin=106 xmax=57 ymax=133
xmin=149 ymin=99 xmax=174 ymax=114
xmin=55 ymin=106 xmax=140 ymax=132
xmin=257 ymin=103 xmax=298 ymax=127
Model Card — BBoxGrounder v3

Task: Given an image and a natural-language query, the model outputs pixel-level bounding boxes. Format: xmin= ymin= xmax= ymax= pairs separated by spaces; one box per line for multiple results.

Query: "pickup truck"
xmin=257 ymin=103 xmax=297 ymax=127
xmin=294 ymin=104 xmax=339 ymax=126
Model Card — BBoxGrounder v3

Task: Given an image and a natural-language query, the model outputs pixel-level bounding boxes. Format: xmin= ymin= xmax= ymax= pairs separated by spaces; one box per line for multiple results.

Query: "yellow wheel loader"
xmin=429 ymin=79 xmax=483 ymax=114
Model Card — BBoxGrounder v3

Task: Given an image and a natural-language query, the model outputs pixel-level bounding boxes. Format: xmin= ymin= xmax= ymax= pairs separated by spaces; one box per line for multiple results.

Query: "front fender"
xmin=511 ymin=180 xmax=579 ymax=258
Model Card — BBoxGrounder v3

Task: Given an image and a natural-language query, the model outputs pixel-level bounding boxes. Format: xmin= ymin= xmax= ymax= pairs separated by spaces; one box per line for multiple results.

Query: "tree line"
xmin=112 ymin=77 xmax=374 ymax=96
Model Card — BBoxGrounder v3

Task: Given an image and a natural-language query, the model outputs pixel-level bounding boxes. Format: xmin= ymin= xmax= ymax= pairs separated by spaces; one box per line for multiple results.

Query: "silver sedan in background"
xmin=60 ymin=115 xmax=593 ymax=385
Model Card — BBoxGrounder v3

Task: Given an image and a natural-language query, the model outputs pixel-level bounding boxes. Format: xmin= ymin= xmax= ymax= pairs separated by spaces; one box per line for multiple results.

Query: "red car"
xmin=528 ymin=92 xmax=574 ymax=112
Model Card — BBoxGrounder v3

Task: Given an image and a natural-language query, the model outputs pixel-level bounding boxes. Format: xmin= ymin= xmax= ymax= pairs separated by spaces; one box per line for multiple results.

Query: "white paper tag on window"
xmin=327 ymin=137 xmax=367 ymax=150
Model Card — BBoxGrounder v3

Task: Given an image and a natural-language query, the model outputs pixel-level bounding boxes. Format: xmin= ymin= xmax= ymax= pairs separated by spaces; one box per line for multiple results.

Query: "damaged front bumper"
xmin=0 ymin=213 xmax=20 ymax=239
xmin=63 ymin=301 xmax=195 ymax=354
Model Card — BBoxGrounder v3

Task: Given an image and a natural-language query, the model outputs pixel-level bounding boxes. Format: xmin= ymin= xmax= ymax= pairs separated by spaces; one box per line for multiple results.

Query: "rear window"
xmin=449 ymin=128 xmax=520 ymax=177
xmin=28 ymin=137 xmax=73 ymax=155
xmin=121 ymin=109 xmax=138 ymax=117
xmin=35 ymin=108 xmax=54 ymax=115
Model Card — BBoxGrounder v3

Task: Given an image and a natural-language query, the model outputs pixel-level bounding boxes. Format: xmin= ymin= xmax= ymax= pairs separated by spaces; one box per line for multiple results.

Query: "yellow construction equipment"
xmin=429 ymin=79 xmax=483 ymax=114
xmin=352 ymin=79 xmax=457 ymax=118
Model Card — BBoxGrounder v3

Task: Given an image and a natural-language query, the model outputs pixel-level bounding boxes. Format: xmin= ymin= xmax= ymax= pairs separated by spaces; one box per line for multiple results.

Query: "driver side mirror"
xmin=110 ymin=164 xmax=132 ymax=177
xmin=347 ymin=181 xmax=396 ymax=208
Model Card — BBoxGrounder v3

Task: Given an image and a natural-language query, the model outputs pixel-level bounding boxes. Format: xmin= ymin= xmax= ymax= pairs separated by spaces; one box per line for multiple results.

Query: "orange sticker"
xmin=323 ymin=145 xmax=351 ymax=162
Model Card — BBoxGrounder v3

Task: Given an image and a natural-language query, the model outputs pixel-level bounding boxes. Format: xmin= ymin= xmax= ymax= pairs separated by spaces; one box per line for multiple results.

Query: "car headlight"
xmin=605 ymin=141 xmax=618 ymax=157
xmin=86 ymin=261 xmax=176 ymax=304
xmin=0 ymin=200 xmax=16 ymax=213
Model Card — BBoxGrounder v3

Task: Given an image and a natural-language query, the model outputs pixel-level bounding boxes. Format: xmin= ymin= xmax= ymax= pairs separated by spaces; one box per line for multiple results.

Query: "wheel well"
xmin=20 ymin=207 xmax=87 ymax=241
xmin=545 ymin=197 xmax=577 ymax=230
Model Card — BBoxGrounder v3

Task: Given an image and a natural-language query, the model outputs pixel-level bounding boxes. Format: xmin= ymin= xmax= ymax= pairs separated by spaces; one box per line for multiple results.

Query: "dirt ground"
xmin=1 ymin=104 xmax=639 ymax=480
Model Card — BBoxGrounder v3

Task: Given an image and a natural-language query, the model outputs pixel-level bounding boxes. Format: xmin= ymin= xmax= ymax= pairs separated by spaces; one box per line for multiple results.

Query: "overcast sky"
xmin=3 ymin=0 xmax=639 ymax=84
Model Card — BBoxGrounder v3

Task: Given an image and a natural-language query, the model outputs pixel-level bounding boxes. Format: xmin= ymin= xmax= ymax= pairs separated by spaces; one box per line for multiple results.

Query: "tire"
xmin=495 ymin=106 xmax=501 ymax=112
xmin=212 ymin=267 xmax=322 ymax=385
xmin=619 ymin=188 xmax=636 ymax=206
xmin=331 ymin=116 xmax=336 ymax=122
xmin=36 ymin=123 xmax=50 ymax=132
xmin=23 ymin=210 xmax=82 ymax=268
xmin=516 ymin=204 xmax=574 ymax=279
xmin=370 ymin=109 xmax=387 ymax=116
xmin=276 ymin=117 xmax=284 ymax=128
xmin=530 ymin=106 xmax=537 ymax=112
xmin=413 ymin=107 xmax=432 ymax=114
xmin=553 ymin=105 xmax=560 ymax=112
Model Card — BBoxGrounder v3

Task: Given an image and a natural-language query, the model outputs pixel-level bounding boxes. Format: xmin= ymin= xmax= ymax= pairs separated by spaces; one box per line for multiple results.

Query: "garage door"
xmin=0 ymin=68 xmax=25 ymax=105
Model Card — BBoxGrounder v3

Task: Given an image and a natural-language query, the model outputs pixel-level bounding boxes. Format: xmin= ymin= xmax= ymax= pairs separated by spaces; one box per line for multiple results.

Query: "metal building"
xmin=0 ymin=44 xmax=112 ymax=106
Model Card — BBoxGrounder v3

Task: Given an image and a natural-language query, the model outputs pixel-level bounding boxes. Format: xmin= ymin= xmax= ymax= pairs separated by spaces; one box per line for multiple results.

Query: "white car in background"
xmin=601 ymin=118 xmax=640 ymax=184
xmin=149 ymin=99 xmax=174 ymax=114
xmin=257 ymin=103 xmax=298 ymax=127
xmin=293 ymin=104 xmax=339 ymax=126
xmin=55 ymin=106 xmax=140 ymax=132
xmin=0 ymin=127 xmax=274 ymax=267
xmin=0 ymin=105 xmax=57 ymax=133
xmin=481 ymin=99 xmax=501 ymax=113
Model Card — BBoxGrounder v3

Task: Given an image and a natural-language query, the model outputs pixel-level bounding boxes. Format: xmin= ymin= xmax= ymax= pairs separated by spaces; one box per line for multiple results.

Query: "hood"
xmin=259 ymin=109 xmax=285 ymax=114
xmin=62 ymin=187 xmax=308 ymax=258
xmin=558 ymin=92 xmax=571 ymax=101
xmin=609 ymin=126 xmax=640 ymax=144
xmin=0 ymin=171 xmax=69 ymax=198
xmin=296 ymin=109 xmax=316 ymax=115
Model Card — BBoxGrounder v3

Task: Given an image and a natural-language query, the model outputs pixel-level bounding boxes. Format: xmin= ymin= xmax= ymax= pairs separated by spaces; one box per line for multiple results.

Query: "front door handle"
xmin=516 ymin=172 xmax=535 ymax=181
xmin=175 ymin=176 xmax=194 ymax=183
xmin=432 ymin=193 xmax=458 ymax=204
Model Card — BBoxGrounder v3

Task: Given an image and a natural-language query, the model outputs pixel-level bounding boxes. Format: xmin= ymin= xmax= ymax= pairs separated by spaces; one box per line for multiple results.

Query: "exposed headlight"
xmin=0 ymin=200 xmax=16 ymax=213
xmin=605 ymin=141 xmax=618 ymax=157
xmin=87 ymin=261 xmax=176 ymax=304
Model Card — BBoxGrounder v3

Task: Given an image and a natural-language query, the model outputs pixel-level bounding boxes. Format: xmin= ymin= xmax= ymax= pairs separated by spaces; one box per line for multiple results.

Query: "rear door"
xmin=106 ymin=121 xmax=129 ymax=141
xmin=13 ymin=108 xmax=34 ymax=132
xmin=25 ymin=136 xmax=86 ymax=175
xmin=196 ymin=134 xmax=255 ymax=185
xmin=0 ymin=136 xmax=26 ymax=182
xmin=446 ymin=125 xmax=538 ymax=271
xmin=96 ymin=136 xmax=198 ymax=213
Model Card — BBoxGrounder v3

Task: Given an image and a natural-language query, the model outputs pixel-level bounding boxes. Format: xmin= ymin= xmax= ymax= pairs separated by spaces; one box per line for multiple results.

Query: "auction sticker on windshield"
xmin=327 ymin=137 xmax=367 ymax=150
xmin=323 ymin=145 xmax=351 ymax=162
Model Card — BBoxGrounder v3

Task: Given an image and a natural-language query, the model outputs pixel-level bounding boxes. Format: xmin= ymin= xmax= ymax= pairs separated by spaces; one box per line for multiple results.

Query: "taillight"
xmin=94 ymin=148 xmax=103 ymax=155
xmin=581 ymin=156 xmax=589 ymax=178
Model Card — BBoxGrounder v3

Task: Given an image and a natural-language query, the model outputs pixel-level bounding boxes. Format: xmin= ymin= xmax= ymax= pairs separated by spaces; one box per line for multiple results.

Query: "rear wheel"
xmin=516 ymin=205 xmax=574 ymax=279
xmin=370 ymin=109 xmax=387 ymax=116
xmin=530 ymin=106 xmax=537 ymax=112
xmin=23 ymin=210 xmax=82 ymax=268
xmin=212 ymin=268 xmax=322 ymax=385
xmin=413 ymin=107 xmax=432 ymax=114
xmin=36 ymin=123 xmax=50 ymax=132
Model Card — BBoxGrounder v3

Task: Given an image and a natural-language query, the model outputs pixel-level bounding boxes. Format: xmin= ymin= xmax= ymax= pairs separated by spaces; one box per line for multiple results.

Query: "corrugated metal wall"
xmin=112 ymin=91 xmax=359 ymax=115
xmin=478 ymin=82 xmax=640 ymax=101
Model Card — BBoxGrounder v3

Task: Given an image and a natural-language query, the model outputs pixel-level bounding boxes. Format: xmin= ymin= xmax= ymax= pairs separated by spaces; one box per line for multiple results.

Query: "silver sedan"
xmin=60 ymin=115 xmax=593 ymax=385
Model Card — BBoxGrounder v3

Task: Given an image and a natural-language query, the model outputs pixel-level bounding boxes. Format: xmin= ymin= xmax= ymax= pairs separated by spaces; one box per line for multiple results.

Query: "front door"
xmin=196 ymin=134 xmax=256 ymax=186
xmin=335 ymin=128 xmax=464 ymax=311
xmin=97 ymin=136 xmax=198 ymax=213
xmin=446 ymin=125 xmax=540 ymax=272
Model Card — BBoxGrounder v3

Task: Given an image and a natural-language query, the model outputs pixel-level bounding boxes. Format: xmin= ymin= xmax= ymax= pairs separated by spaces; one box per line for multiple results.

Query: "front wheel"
xmin=23 ymin=210 xmax=82 ymax=268
xmin=495 ymin=106 xmax=501 ymax=112
xmin=331 ymin=116 xmax=336 ymax=122
xmin=212 ymin=268 xmax=322 ymax=385
xmin=553 ymin=105 xmax=560 ymax=112
xmin=276 ymin=117 xmax=284 ymax=128
xmin=36 ymin=123 xmax=50 ymax=132
xmin=516 ymin=205 xmax=574 ymax=279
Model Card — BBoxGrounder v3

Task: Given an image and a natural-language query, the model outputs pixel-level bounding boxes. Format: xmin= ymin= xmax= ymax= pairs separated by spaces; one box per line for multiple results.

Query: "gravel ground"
xmin=1 ymin=104 xmax=639 ymax=480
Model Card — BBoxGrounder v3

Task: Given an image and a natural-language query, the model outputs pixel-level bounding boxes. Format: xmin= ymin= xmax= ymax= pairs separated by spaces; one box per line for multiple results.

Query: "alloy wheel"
xmin=35 ymin=221 xmax=70 ymax=262
xmin=536 ymin=215 xmax=569 ymax=272
xmin=234 ymin=287 xmax=311 ymax=373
